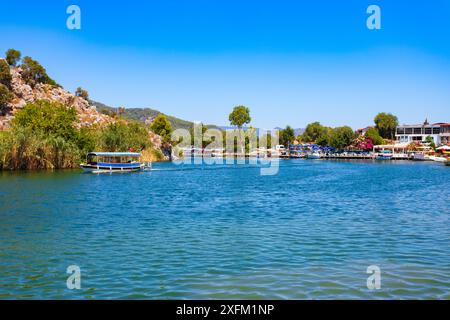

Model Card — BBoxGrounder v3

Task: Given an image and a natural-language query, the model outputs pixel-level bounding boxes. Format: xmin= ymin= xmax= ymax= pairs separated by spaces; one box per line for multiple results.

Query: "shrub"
xmin=12 ymin=100 xmax=78 ymax=141
xmin=75 ymin=87 xmax=89 ymax=100
xmin=364 ymin=127 xmax=384 ymax=145
xmin=100 ymin=122 xmax=151 ymax=152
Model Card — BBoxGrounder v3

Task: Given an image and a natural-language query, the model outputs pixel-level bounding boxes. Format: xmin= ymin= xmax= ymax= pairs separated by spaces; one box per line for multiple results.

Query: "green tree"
xmin=425 ymin=135 xmax=436 ymax=149
xmin=0 ymin=59 xmax=12 ymax=87
xmin=0 ymin=84 xmax=13 ymax=113
xmin=364 ymin=127 xmax=384 ymax=145
xmin=228 ymin=105 xmax=250 ymax=154
xmin=302 ymin=122 xmax=331 ymax=142
xmin=5 ymin=49 xmax=21 ymax=66
xmin=12 ymin=100 xmax=77 ymax=141
xmin=329 ymin=126 xmax=355 ymax=149
xmin=374 ymin=112 xmax=398 ymax=140
xmin=279 ymin=125 xmax=295 ymax=147
xmin=5 ymin=101 xmax=80 ymax=169
xmin=75 ymin=127 xmax=98 ymax=155
xmin=229 ymin=105 xmax=251 ymax=129
xmin=150 ymin=114 xmax=173 ymax=143
xmin=75 ymin=87 xmax=89 ymax=100
xmin=316 ymin=133 xmax=330 ymax=146
xmin=21 ymin=56 xmax=58 ymax=87
xmin=100 ymin=122 xmax=150 ymax=152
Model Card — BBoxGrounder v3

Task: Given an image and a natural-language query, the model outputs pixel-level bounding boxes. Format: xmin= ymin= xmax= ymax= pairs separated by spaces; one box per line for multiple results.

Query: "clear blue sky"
xmin=1 ymin=0 xmax=450 ymax=129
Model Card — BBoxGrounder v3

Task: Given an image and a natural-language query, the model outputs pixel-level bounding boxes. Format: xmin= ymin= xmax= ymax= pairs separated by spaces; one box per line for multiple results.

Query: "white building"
xmin=395 ymin=120 xmax=450 ymax=146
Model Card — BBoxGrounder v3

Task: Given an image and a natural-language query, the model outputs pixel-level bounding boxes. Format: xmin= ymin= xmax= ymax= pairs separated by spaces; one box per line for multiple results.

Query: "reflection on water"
xmin=0 ymin=160 xmax=449 ymax=299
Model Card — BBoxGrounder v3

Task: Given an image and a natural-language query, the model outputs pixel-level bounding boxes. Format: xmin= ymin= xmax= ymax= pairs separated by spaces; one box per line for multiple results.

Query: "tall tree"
xmin=228 ymin=105 xmax=251 ymax=129
xmin=228 ymin=105 xmax=251 ymax=154
xmin=329 ymin=126 xmax=355 ymax=149
xmin=5 ymin=49 xmax=21 ymax=67
xmin=150 ymin=114 xmax=173 ymax=144
xmin=280 ymin=125 xmax=295 ymax=147
xmin=374 ymin=112 xmax=398 ymax=140
xmin=302 ymin=122 xmax=331 ymax=143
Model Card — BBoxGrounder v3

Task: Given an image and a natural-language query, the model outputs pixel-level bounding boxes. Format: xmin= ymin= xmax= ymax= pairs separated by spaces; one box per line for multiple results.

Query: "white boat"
xmin=375 ymin=151 xmax=393 ymax=160
xmin=306 ymin=153 xmax=321 ymax=159
xmin=410 ymin=153 xmax=425 ymax=161
xmin=429 ymin=156 xmax=447 ymax=163
xmin=81 ymin=152 xmax=145 ymax=173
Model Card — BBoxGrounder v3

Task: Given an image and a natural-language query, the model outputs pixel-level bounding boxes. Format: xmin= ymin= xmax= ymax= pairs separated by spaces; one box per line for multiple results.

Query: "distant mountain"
xmin=294 ymin=128 xmax=305 ymax=136
xmin=90 ymin=100 xmax=221 ymax=131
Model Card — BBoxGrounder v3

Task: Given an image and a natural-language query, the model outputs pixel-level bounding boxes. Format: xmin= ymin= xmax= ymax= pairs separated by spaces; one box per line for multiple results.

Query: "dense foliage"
xmin=374 ymin=112 xmax=398 ymax=140
xmin=364 ymin=127 xmax=384 ymax=145
xmin=0 ymin=100 xmax=163 ymax=170
xmin=150 ymin=114 xmax=173 ymax=144
xmin=101 ymin=122 xmax=152 ymax=152
xmin=329 ymin=126 xmax=355 ymax=149
xmin=279 ymin=126 xmax=295 ymax=147
xmin=301 ymin=122 xmax=332 ymax=143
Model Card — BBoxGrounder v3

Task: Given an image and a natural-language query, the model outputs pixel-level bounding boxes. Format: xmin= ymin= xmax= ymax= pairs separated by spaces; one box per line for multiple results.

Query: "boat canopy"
xmin=87 ymin=152 xmax=142 ymax=157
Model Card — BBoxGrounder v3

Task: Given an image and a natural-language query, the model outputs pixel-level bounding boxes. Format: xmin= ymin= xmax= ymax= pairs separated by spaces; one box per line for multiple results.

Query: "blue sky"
xmin=1 ymin=0 xmax=450 ymax=129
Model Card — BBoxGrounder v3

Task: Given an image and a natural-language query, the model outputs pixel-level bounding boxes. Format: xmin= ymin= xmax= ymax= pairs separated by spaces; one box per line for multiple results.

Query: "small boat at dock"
xmin=428 ymin=155 xmax=447 ymax=163
xmin=306 ymin=153 xmax=321 ymax=159
xmin=81 ymin=152 xmax=146 ymax=173
xmin=375 ymin=151 xmax=393 ymax=160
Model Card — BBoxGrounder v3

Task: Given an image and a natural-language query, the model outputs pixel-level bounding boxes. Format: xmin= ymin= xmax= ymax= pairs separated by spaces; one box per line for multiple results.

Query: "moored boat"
xmin=375 ymin=151 xmax=393 ymax=160
xmin=428 ymin=155 xmax=447 ymax=163
xmin=306 ymin=153 xmax=321 ymax=159
xmin=80 ymin=152 xmax=146 ymax=173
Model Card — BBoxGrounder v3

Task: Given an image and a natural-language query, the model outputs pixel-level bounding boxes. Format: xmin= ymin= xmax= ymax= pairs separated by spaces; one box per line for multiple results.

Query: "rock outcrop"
xmin=0 ymin=66 xmax=114 ymax=130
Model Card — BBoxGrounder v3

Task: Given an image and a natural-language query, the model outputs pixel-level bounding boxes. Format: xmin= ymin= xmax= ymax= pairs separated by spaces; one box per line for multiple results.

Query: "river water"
xmin=0 ymin=159 xmax=449 ymax=299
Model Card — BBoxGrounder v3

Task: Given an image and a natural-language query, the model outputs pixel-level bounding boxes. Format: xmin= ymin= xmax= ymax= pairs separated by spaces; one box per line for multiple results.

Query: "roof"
xmin=87 ymin=152 xmax=141 ymax=157
xmin=374 ymin=143 xmax=410 ymax=148
xmin=397 ymin=124 xmax=441 ymax=128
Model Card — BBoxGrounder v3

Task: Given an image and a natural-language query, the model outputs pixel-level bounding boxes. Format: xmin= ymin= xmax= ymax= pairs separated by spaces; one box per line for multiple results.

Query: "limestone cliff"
xmin=0 ymin=65 xmax=114 ymax=130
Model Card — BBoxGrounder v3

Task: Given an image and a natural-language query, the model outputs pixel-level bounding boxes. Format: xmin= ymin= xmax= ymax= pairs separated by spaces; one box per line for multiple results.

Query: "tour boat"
xmin=81 ymin=152 xmax=146 ymax=173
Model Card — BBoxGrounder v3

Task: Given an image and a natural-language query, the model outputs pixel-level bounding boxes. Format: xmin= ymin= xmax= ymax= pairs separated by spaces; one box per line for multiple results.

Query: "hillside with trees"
xmin=0 ymin=49 xmax=168 ymax=169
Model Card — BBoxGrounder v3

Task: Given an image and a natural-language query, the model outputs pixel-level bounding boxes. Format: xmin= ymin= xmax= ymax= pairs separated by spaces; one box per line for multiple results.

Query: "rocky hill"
xmin=0 ymin=63 xmax=114 ymax=131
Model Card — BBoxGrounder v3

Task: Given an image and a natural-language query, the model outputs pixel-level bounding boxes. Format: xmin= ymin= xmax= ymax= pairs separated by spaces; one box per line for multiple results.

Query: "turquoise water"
xmin=0 ymin=160 xmax=449 ymax=299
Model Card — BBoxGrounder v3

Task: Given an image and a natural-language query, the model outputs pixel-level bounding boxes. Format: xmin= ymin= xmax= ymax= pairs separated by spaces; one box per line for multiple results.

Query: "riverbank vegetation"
xmin=0 ymin=100 xmax=164 ymax=170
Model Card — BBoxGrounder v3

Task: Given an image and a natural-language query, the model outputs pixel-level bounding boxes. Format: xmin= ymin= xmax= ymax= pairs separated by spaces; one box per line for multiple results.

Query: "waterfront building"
xmin=395 ymin=120 xmax=450 ymax=146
